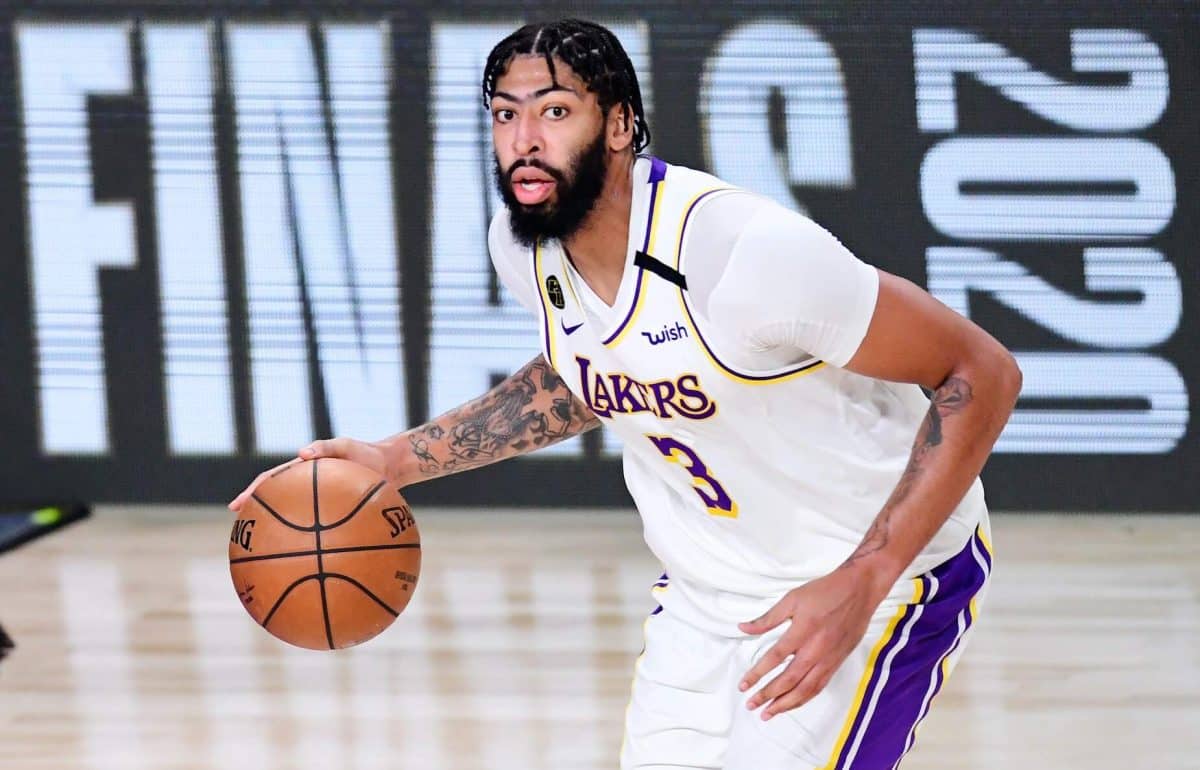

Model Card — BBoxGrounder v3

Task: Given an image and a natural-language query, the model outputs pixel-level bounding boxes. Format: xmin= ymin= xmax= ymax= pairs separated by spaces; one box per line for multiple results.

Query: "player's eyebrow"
xmin=492 ymin=84 xmax=580 ymax=103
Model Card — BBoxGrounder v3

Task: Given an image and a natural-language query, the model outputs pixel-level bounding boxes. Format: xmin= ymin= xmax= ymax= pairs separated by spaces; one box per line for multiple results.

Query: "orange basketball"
xmin=228 ymin=458 xmax=420 ymax=650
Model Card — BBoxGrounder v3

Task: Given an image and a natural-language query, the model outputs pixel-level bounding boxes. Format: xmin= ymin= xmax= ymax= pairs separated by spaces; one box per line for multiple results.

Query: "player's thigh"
xmin=621 ymin=607 xmax=739 ymax=770
xmin=725 ymin=526 xmax=992 ymax=770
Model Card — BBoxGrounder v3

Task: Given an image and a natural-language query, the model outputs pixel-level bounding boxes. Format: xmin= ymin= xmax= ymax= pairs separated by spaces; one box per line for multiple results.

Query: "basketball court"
xmin=1 ymin=507 xmax=1196 ymax=769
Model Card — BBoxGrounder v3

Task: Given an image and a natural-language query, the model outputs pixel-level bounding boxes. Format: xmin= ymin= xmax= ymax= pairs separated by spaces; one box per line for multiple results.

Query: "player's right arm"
xmin=229 ymin=213 xmax=580 ymax=512
xmin=379 ymin=352 xmax=599 ymax=485
xmin=227 ymin=353 xmax=599 ymax=511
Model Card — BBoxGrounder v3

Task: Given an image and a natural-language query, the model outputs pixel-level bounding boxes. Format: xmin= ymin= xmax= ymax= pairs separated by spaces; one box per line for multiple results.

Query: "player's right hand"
xmin=227 ymin=437 xmax=390 ymax=513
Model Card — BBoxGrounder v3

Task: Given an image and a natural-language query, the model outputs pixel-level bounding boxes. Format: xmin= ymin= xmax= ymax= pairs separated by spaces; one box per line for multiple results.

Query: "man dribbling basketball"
xmin=231 ymin=18 xmax=1020 ymax=770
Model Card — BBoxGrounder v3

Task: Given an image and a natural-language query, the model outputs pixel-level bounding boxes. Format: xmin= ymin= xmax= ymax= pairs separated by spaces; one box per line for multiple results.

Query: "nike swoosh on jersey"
xmin=562 ymin=320 xmax=584 ymax=335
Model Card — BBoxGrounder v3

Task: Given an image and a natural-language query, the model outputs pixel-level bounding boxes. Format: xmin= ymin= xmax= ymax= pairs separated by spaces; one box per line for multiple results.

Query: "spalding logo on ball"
xmin=228 ymin=458 xmax=421 ymax=650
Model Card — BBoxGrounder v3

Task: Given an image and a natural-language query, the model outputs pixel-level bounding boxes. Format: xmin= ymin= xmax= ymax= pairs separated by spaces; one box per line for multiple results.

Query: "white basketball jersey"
xmin=519 ymin=156 xmax=986 ymax=611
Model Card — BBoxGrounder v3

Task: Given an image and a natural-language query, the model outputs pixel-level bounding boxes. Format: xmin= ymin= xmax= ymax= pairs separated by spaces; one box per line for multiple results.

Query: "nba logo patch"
xmin=545 ymin=275 xmax=565 ymax=309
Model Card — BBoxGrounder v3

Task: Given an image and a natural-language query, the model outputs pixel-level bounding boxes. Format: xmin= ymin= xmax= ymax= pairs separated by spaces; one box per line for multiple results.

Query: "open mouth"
xmin=510 ymin=167 xmax=557 ymax=205
xmin=512 ymin=179 xmax=555 ymax=205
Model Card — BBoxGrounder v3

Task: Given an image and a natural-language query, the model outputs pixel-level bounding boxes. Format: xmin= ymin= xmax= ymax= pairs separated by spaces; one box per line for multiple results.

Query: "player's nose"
xmin=511 ymin=111 xmax=542 ymax=156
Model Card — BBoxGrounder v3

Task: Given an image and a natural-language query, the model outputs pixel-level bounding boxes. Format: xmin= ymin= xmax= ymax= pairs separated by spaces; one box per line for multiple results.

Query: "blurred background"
xmin=0 ymin=1 xmax=1196 ymax=768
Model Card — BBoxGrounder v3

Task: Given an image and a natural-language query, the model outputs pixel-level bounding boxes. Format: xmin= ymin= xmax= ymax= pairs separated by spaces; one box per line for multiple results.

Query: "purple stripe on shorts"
xmin=894 ymin=587 xmax=979 ymax=766
xmin=973 ymin=527 xmax=993 ymax=571
xmin=838 ymin=532 xmax=989 ymax=770
xmin=832 ymin=578 xmax=927 ymax=770
xmin=895 ymin=527 xmax=990 ymax=751
xmin=918 ymin=601 xmax=972 ymax=720
xmin=650 ymin=570 xmax=668 ymax=616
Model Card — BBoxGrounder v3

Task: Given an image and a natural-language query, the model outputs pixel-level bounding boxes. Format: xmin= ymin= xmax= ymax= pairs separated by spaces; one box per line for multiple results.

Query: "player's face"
xmin=491 ymin=55 xmax=609 ymax=247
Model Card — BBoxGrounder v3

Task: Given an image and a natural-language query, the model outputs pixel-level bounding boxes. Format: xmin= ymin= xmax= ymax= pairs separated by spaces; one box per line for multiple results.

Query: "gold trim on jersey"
xmin=533 ymin=241 xmax=559 ymax=370
xmin=603 ymin=173 xmax=668 ymax=348
xmin=672 ymin=188 xmax=829 ymax=385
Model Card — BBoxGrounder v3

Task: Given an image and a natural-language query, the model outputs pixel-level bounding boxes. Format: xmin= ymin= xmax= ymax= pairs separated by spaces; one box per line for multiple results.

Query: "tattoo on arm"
xmin=843 ymin=376 xmax=974 ymax=566
xmin=407 ymin=356 xmax=599 ymax=478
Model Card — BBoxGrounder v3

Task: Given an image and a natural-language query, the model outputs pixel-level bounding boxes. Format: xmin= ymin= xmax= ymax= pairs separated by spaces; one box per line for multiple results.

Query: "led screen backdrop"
xmin=0 ymin=1 xmax=1194 ymax=510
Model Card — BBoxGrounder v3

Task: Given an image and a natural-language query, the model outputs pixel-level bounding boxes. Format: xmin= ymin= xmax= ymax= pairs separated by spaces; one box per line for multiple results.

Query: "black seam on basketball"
xmin=318 ymin=575 xmax=334 ymax=649
xmin=263 ymin=574 xmax=319 ymax=628
xmin=323 ymin=480 xmax=387 ymax=529
xmin=313 ymin=458 xmax=322 ymax=531
xmin=314 ymin=460 xmax=334 ymax=649
xmin=230 ymin=542 xmax=421 ymax=564
xmin=324 ymin=573 xmax=400 ymax=617
xmin=268 ymin=459 xmax=303 ymax=478
xmin=251 ymin=493 xmax=316 ymax=532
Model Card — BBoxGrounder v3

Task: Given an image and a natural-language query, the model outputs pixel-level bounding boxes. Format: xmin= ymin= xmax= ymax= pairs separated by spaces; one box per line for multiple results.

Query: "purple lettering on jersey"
xmin=590 ymin=372 xmax=616 ymax=415
xmin=573 ymin=355 xmax=717 ymax=421
xmin=648 ymin=380 xmax=677 ymax=418
xmin=576 ymin=356 xmax=610 ymax=418
xmin=674 ymin=374 xmax=717 ymax=419
xmin=609 ymin=373 xmax=650 ymax=413
xmin=631 ymin=379 xmax=654 ymax=408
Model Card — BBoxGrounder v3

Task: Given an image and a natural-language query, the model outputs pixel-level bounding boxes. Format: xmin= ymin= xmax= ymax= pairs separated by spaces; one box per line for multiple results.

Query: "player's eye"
xmin=494 ymin=108 xmax=515 ymax=122
xmin=545 ymin=105 xmax=568 ymax=119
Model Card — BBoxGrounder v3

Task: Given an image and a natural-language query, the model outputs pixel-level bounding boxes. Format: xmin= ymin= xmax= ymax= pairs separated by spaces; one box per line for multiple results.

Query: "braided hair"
xmin=481 ymin=19 xmax=652 ymax=153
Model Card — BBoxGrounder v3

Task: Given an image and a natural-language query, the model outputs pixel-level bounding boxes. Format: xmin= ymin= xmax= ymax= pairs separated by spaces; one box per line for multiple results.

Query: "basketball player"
xmin=231 ymin=19 xmax=1020 ymax=769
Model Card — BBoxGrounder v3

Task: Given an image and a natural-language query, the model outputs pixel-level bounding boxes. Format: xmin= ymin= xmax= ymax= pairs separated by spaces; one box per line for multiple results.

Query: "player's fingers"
xmin=228 ymin=470 xmax=269 ymax=512
xmin=739 ymin=630 xmax=800 ymax=693
xmin=745 ymin=651 xmax=814 ymax=711
xmin=738 ymin=601 xmax=791 ymax=636
xmin=228 ymin=459 xmax=302 ymax=511
xmin=299 ymin=440 xmax=327 ymax=459
xmin=762 ymin=666 xmax=831 ymax=720
xmin=300 ymin=437 xmax=352 ymax=460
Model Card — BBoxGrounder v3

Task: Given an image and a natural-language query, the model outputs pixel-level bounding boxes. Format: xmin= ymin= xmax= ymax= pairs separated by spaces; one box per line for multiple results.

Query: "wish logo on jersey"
xmin=641 ymin=322 xmax=688 ymax=346
xmin=575 ymin=355 xmax=716 ymax=420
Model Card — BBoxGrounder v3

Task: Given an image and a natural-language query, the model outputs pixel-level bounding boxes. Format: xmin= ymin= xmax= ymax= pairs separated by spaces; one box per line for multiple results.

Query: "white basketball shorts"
xmin=620 ymin=523 xmax=993 ymax=770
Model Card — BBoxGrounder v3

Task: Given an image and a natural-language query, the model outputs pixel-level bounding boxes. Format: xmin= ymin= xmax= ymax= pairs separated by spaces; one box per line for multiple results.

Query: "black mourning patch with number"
xmin=545 ymin=275 xmax=565 ymax=309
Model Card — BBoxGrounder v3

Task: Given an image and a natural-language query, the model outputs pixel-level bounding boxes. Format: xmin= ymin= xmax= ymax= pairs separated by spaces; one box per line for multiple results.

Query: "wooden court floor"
xmin=0 ymin=507 xmax=1197 ymax=770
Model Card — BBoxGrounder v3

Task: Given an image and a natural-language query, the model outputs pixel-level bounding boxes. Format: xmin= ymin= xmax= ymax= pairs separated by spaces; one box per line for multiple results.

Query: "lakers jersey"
xmin=490 ymin=156 xmax=987 ymax=623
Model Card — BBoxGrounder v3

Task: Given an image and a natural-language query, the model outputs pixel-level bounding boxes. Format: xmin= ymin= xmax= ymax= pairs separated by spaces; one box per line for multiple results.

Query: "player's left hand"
xmin=738 ymin=565 xmax=888 ymax=720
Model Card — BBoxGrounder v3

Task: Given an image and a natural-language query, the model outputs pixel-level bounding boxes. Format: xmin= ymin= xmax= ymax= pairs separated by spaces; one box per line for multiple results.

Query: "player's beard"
xmin=494 ymin=128 xmax=608 ymax=248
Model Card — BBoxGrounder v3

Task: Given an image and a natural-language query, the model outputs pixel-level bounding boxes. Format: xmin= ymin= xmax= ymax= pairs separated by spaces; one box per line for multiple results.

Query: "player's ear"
xmin=607 ymin=103 xmax=634 ymax=152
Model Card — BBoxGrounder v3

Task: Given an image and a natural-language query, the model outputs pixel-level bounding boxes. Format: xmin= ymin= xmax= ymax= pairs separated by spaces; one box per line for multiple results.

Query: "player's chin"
xmin=509 ymin=203 xmax=559 ymax=226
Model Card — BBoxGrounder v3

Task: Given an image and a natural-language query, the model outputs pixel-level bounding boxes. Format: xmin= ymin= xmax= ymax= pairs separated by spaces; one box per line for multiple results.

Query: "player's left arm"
xmin=838 ymin=270 xmax=1021 ymax=582
xmin=738 ymin=269 xmax=1022 ymax=718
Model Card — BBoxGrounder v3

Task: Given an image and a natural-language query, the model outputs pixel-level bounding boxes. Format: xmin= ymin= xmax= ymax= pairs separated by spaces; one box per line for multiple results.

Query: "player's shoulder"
xmin=660 ymin=159 xmax=743 ymax=204
xmin=674 ymin=182 xmax=810 ymax=254
xmin=661 ymin=159 xmax=802 ymax=229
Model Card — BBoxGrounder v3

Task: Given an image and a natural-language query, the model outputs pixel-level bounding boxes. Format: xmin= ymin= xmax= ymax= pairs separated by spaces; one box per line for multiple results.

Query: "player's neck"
xmin=561 ymin=153 xmax=635 ymax=306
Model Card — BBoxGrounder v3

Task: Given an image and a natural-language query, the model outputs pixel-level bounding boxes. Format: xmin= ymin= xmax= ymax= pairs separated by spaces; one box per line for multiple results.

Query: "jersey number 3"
xmin=646 ymin=435 xmax=739 ymax=518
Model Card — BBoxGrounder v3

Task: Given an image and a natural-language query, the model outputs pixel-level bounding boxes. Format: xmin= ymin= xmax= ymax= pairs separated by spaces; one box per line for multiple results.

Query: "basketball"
xmin=228 ymin=458 xmax=421 ymax=650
